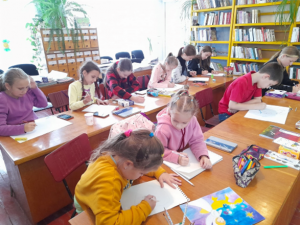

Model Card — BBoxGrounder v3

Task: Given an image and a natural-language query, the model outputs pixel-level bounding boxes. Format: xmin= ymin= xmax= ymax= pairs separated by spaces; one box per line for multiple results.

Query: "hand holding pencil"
xmin=176 ymin=152 xmax=189 ymax=166
xmin=24 ymin=121 xmax=37 ymax=133
xmin=144 ymin=195 xmax=157 ymax=210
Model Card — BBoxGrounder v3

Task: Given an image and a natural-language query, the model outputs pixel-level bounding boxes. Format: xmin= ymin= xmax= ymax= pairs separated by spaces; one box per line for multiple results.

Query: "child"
xmin=218 ymin=62 xmax=283 ymax=122
xmin=171 ymin=45 xmax=197 ymax=84
xmin=0 ymin=68 xmax=47 ymax=136
xmin=68 ymin=61 xmax=107 ymax=110
xmin=155 ymin=90 xmax=212 ymax=168
xmin=262 ymin=46 xmax=300 ymax=96
xmin=104 ymin=58 xmax=145 ymax=103
xmin=148 ymin=53 xmax=178 ymax=89
xmin=74 ymin=129 xmax=181 ymax=224
xmin=188 ymin=46 xmax=218 ymax=75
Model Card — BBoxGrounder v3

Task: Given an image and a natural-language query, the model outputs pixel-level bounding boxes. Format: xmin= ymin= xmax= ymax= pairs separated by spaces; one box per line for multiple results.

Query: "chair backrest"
xmin=100 ymin=56 xmax=113 ymax=61
xmin=8 ymin=64 xmax=39 ymax=76
xmin=48 ymin=90 xmax=69 ymax=109
xmin=44 ymin=133 xmax=92 ymax=182
xmin=131 ymin=58 xmax=142 ymax=63
xmin=99 ymin=83 xmax=109 ymax=100
xmin=137 ymin=75 xmax=150 ymax=91
xmin=195 ymin=88 xmax=213 ymax=108
xmin=0 ymin=69 xmax=4 ymax=75
xmin=131 ymin=50 xmax=145 ymax=60
xmin=115 ymin=52 xmax=130 ymax=60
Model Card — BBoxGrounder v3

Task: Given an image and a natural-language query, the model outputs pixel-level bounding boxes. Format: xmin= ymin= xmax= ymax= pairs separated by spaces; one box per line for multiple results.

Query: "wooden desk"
xmin=0 ymin=77 xmax=231 ymax=224
xmin=39 ymin=81 xmax=73 ymax=96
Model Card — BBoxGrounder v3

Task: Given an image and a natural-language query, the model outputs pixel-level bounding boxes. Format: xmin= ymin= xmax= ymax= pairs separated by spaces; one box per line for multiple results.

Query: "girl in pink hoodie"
xmin=155 ymin=90 xmax=212 ymax=168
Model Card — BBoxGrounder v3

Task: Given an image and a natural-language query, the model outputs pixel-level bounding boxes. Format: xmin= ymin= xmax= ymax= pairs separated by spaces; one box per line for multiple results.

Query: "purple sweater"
xmin=0 ymin=88 xmax=48 ymax=136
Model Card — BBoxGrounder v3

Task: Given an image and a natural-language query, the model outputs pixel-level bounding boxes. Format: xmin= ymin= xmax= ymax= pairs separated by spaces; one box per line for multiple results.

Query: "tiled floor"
xmin=0 ymin=108 xmax=300 ymax=224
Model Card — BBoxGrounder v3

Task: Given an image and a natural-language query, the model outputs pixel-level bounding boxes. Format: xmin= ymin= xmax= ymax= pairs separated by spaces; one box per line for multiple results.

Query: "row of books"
xmin=203 ymin=12 xmax=231 ymax=25
xmin=193 ymin=0 xmax=231 ymax=10
xmin=191 ymin=28 xmax=217 ymax=41
xmin=237 ymin=0 xmax=280 ymax=5
xmin=233 ymin=62 xmax=260 ymax=74
xmin=231 ymin=46 xmax=263 ymax=60
xmin=291 ymin=27 xmax=300 ymax=43
xmin=234 ymin=28 xmax=276 ymax=42
xmin=289 ymin=67 xmax=300 ymax=79
xmin=210 ymin=62 xmax=224 ymax=71
xmin=236 ymin=10 xmax=259 ymax=24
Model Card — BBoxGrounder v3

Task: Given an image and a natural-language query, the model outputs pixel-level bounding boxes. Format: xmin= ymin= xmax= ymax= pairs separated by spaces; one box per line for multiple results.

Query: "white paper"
xmin=188 ymin=77 xmax=209 ymax=82
xmin=164 ymin=148 xmax=223 ymax=179
xmin=82 ymin=104 xmax=116 ymax=113
xmin=269 ymin=90 xmax=287 ymax=95
xmin=244 ymin=105 xmax=289 ymax=124
xmin=48 ymin=70 xmax=68 ymax=81
xmin=155 ymin=84 xmax=184 ymax=92
xmin=11 ymin=116 xmax=72 ymax=143
xmin=203 ymin=73 xmax=225 ymax=77
xmin=120 ymin=180 xmax=188 ymax=216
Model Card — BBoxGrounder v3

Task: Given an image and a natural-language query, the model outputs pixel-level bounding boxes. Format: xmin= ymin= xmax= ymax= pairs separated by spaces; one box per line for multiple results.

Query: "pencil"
xmin=172 ymin=151 xmax=188 ymax=158
xmin=170 ymin=168 xmax=194 ymax=186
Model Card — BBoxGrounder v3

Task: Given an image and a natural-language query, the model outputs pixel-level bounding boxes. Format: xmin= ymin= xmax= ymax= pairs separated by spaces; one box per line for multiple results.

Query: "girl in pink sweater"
xmin=148 ymin=53 xmax=178 ymax=89
xmin=155 ymin=90 xmax=212 ymax=168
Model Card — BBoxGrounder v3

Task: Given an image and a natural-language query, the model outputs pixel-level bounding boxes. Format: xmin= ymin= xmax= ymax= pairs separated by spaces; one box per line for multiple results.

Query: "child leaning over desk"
xmin=74 ymin=129 xmax=181 ymax=225
xmin=155 ymin=89 xmax=212 ymax=169
xmin=218 ymin=62 xmax=284 ymax=122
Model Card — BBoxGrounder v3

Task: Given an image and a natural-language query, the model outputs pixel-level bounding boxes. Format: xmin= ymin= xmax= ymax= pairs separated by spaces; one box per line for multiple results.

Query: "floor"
xmin=0 ymin=107 xmax=300 ymax=224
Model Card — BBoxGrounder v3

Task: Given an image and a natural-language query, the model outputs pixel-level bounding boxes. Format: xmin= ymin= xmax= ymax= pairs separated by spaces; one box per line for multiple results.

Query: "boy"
xmin=218 ymin=62 xmax=283 ymax=121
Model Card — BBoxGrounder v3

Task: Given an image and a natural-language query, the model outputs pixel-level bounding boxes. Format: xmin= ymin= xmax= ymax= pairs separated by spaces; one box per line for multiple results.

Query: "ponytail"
xmin=177 ymin=47 xmax=184 ymax=57
xmin=177 ymin=45 xmax=196 ymax=58
xmin=164 ymin=52 xmax=178 ymax=67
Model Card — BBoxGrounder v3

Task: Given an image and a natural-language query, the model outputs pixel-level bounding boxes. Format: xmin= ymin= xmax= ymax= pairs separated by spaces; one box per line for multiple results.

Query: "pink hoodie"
xmin=155 ymin=107 xmax=209 ymax=164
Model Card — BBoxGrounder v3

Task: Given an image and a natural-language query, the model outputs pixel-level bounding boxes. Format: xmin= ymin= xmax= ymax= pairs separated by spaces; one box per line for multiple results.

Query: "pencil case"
xmin=232 ymin=155 xmax=260 ymax=188
xmin=285 ymin=92 xmax=300 ymax=101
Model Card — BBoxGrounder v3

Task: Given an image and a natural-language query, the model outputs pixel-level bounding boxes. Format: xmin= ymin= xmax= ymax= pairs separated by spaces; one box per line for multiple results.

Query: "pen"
xmin=264 ymin=165 xmax=288 ymax=169
xmin=172 ymin=151 xmax=188 ymax=158
xmin=170 ymin=168 xmax=194 ymax=186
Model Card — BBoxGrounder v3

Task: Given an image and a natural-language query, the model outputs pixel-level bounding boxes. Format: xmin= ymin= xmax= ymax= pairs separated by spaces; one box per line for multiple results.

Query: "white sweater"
xmin=171 ymin=59 xmax=187 ymax=83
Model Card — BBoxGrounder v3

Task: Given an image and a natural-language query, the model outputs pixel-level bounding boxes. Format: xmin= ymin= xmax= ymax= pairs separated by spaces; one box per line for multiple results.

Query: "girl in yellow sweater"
xmin=74 ymin=129 xmax=181 ymax=225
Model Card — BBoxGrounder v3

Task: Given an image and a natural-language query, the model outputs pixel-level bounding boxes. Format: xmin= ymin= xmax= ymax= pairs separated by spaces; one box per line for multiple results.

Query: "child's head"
xmin=269 ymin=46 xmax=300 ymax=67
xmin=177 ymin=45 xmax=196 ymax=61
xmin=90 ymin=129 xmax=164 ymax=180
xmin=80 ymin=61 xmax=101 ymax=85
xmin=116 ymin=58 xmax=133 ymax=79
xmin=164 ymin=53 xmax=178 ymax=72
xmin=168 ymin=90 xmax=199 ymax=130
xmin=0 ymin=68 xmax=30 ymax=98
xmin=257 ymin=62 xmax=284 ymax=89
xmin=197 ymin=46 xmax=212 ymax=70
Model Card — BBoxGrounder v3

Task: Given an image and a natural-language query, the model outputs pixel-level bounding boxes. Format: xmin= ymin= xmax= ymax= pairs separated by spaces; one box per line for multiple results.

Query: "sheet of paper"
xmin=269 ymin=90 xmax=287 ymax=94
xmin=188 ymin=77 xmax=209 ymax=81
xmin=244 ymin=105 xmax=289 ymax=124
xmin=155 ymin=84 xmax=184 ymax=92
xmin=120 ymin=180 xmax=188 ymax=216
xmin=82 ymin=104 xmax=117 ymax=113
xmin=11 ymin=116 xmax=72 ymax=143
xmin=204 ymin=73 xmax=225 ymax=77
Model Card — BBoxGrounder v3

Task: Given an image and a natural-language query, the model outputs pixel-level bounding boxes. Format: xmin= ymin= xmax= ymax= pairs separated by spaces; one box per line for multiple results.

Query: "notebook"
xmin=82 ymin=104 xmax=117 ymax=113
xmin=188 ymin=77 xmax=209 ymax=82
xmin=120 ymin=180 xmax=189 ymax=216
xmin=260 ymin=125 xmax=300 ymax=142
xmin=163 ymin=148 xmax=223 ymax=180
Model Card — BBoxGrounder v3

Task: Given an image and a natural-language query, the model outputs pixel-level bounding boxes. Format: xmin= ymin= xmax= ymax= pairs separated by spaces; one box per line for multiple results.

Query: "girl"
xmin=104 ymin=58 xmax=144 ymax=103
xmin=262 ymin=46 xmax=300 ymax=96
xmin=171 ymin=45 xmax=197 ymax=84
xmin=74 ymin=129 xmax=181 ymax=225
xmin=0 ymin=68 xmax=48 ymax=136
xmin=68 ymin=61 xmax=107 ymax=111
xmin=148 ymin=53 xmax=178 ymax=89
xmin=155 ymin=90 xmax=212 ymax=168
xmin=188 ymin=46 xmax=218 ymax=75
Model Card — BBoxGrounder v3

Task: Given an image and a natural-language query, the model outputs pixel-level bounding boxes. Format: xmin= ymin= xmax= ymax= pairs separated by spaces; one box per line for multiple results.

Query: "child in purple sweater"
xmin=0 ymin=68 xmax=48 ymax=136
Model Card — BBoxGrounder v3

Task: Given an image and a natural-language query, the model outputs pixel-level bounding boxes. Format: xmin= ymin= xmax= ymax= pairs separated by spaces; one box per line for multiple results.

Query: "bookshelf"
xmin=190 ymin=0 xmax=236 ymax=67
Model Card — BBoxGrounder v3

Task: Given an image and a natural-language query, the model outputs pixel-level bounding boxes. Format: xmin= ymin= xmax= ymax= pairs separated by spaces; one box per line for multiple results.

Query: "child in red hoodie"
xmin=155 ymin=90 xmax=212 ymax=168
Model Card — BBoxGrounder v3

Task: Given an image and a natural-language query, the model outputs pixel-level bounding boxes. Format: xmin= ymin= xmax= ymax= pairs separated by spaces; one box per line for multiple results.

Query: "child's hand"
xmin=83 ymin=93 xmax=92 ymax=105
xmin=292 ymin=85 xmax=300 ymax=93
xmin=130 ymin=95 xmax=145 ymax=103
xmin=168 ymin=82 xmax=175 ymax=88
xmin=228 ymin=108 xmax=238 ymax=114
xmin=189 ymin=71 xmax=197 ymax=76
xmin=257 ymin=102 xmax=267 ymax=110
xmin=158 ymin=173 xmax=181 ymax=189
xmin=96 ymin=99 xmax=108 ymax=105
xmin=24 ymin=122 xmax=37 ymax=133
xmin=212 ymin=70 xmax=218 ymax=74
xmin=199 ymin=156 xmax=212 ymax=169
xmin=178 ymin=153 xmax=189 ymax=166
xmin=144 ymin=195 xmax=156 ymax=210
xmin=29 ymin=77 xmax=37 ymax=89
xmin=202 ymin=70 xmax=208 ymax=75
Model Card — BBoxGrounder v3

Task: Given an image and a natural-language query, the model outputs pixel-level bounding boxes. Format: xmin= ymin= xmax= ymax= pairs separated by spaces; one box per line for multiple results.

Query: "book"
xmin=211 ymin=28 xmax=217 ymax=41
xmin=260 ymin=125 xmax=300 ymax=142
xmin=163 ymin=148 xmax=223 ymax=179
xmin=205 ymin=136 xmax=237 ymax=152
xmin=265 ymin=90 xmax=287 ymax=98
xmin=120 ymin=180 xmax=189 ymax=216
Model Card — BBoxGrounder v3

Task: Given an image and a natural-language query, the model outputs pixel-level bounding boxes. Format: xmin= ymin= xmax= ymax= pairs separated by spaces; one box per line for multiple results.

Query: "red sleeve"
xmin=124 ymin=74 xmax=140 ymax=93
xmin=229 ymin=80 xmax=246 ymax=103
xmin=254 ymin=88 xmax=262 ymax=98
xmin=107 ymin=72 xmax=132 ymax=99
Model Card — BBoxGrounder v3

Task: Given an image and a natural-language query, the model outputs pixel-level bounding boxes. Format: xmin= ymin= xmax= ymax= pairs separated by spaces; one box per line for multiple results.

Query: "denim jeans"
xmin=219 ymin=113 xmax=231 ymax=122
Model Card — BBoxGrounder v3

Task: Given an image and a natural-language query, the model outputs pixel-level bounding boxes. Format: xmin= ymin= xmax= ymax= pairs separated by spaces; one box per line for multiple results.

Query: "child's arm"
xmin=106 ymin=73 xmax=134 ymax=99
xmin=149 ymin=65 xmax=170 ymax=88
xmin=188 ymin=59 xmax=201 ymax=75
xmin=229 ymin=99 xmax=266 ymax=111
xmin=30 ymin=87 xmax=48 ymax=108
xmin=171 ymin=63 xmax=187 ymax=84
xmin=146 ymin=167 xmax=181 ymax=189
xmin=124 ymin=74 xmax=140 ymax=94
xmin=68 ymin=84 xmax=85 ymax=110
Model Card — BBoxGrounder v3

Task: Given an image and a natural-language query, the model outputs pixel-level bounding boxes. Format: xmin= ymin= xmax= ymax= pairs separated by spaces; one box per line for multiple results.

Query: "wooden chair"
xmin=99 ymin=83 xmax=109 ymax=100
xmin=48 ymin=90 xmax=69 ymax=113
xmin=195 ymin=88 xmax=220 ymax=127
xmin=201 ymin=126 xmax=211 ymax=133
xmin=137 ymin=75 xmax=150 ymax=90
xmin=44 ymin=133 xmax=92 ymax=219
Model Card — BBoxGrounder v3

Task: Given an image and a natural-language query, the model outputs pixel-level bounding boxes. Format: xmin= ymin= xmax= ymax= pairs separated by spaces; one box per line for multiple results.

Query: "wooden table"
xmin=70 ymin=96 xmax=300 ymax=225
xmin=0 ymin=76 xmax=231 ymax=224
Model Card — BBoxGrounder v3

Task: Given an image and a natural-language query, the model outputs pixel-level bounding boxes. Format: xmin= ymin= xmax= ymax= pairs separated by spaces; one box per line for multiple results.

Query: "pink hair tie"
xmin=124 ymin=129 xmax=132 ymax=137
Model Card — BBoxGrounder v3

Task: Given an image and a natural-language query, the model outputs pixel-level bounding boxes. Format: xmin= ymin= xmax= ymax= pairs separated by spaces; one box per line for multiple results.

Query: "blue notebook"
xmin=205 ymin=136 xmax=237 ymax=153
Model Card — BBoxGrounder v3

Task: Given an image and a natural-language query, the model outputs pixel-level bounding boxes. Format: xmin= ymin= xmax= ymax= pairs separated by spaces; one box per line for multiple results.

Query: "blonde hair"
xmin=164 ymin=53 xmax=178 ymax=66
xmin=0 ymin=68 xmax=29 ymax=92
xmin=267 ymin=46 xmax=300 ymax=64
xmin=168 ymin=89 xmax=199 ymax=115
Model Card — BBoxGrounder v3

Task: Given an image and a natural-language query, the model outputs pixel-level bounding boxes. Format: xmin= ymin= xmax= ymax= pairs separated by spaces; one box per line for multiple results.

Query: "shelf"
xmin=231 ymin=58 xmax=268 ymax=63
xmin=192 ymin=25 xmax=231 ymax=28
xmin=296 ymin=22 xmax=300 ymax=25
xmin=234 ymin=22 xmax=290 ymax=27
xmin=235 ymin=2 xmax=289 ymax=9
xmin=292 ymin=62 xmax=300 ymax=66
xmin=191 ymin=41 xmax=229 ymax=44
xmin=47 ymin=47 xmax=99 ymax=54
xmin=233 ymin=41 xmax=288 ymax=45
xmin=290 ymin=42 xmax=300 ymax=45
xmin=192 ymin=6 xmax=232 ymax=13
xmin=211 ymin=56 xmax=228 ymax=60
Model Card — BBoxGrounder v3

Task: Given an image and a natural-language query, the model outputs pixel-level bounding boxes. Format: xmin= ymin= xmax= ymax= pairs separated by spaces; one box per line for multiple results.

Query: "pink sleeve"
xmin=148 ymin=65 xmax=169 ymax=89
xmin=188 ymin=117 xmax=209 ymax=161
xmin=155 ymin=128 xmax=179 ymax=164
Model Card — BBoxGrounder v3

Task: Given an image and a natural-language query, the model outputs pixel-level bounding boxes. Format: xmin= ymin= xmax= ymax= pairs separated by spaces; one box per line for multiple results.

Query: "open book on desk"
xmin=164 ymin=148 xmax=223 ymax=180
